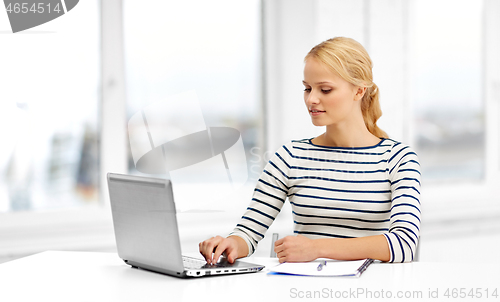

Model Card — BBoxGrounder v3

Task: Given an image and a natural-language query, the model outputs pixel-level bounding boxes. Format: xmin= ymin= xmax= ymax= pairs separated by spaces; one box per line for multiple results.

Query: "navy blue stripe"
xmin=284 ymin=146 xmax=388 ymax=165
xmin=291 ymin=166 xmax=388 ymax=174
xmin=258 ymin=178 xmax=288 ymax=194
xmin=282 ymin=145 xmax=294 ymax=159
xmin=268 ymin=161 xmax=289 ymax=179
xmin=384 ymin=233 xmax=395 ymax=263
xmin=390 ymin=152 xmax=418 ymax=174
xmin=263 ymin=170 xmax=289 ymax=190
xmin=391 ymin=140 xmax=402 ymax=147
xmin=293 ymin=146 xmax=391 ymax=156
xmin=294 ymin=220 xmax=388 ymax=232
xmin=290 ymin=201 xmax=391 ymax=214
xmin=247 ymin=236 xmax=257 ymax=253
xmin=392 ymin=177 xmax=421 ymax=187
xmin=394 ymin=185 xmax=421 ymax=195
xmin=236 ymin=224 xmax=264 ymax=238
xmin=390 ymin=212 xmax=421 ymax=222
xmin=242 ymin=216 xmax=269 ymax=229
xmin=390 ymin=227 xmax=418 ymax=244
xmin=392 ymin=194 xmax=421 ymax=205
xmin=252 ymin=198 xmax=281 ymax=212
xmin=292 ymin=211 xmax=390 ymax=224
xmin=292 ymin=139 xmax=310 ymax=144
xmin=291 ymin=192 xmax=391 ymax=204
xmin=391 ymin=203 xmax=421 ymax=213
xmin=275 ymin=151 xmax=291 ymax=169
xmin=290 ymin=175 xmax=390 ymax=184
xmin=247 ymin=207 xmax=276 ymax=220
xmin=295 ymin=230 xmax=354 ymax=238
xmin=400 ymin=160 xmax=420 ymax=167
xmin=392 ymin=219 xmax=420 ymax=231
xmin=254 ymin=188 xmax=285 ymax=203
xmin=389 ymin=145 xmax=409 ymax=163
xmin=293 ymin=155 xmax=388 ymax=165
xmin=292 ymin=185 xmax=391 ymax=194
xmin=303 ymin=138 xmax=390 ymax=150
xmin=398 ymin=168 xmax=421 ymax=175
xmin=401 ymin=236 xmax=414 ymax=261
xmin=394 ymin=234 xmax=405 ymax=263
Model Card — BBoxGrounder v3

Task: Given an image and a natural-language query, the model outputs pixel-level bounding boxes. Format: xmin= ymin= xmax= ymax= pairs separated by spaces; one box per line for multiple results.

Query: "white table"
xmin=0 ymin=251 xmax=498 ymax=301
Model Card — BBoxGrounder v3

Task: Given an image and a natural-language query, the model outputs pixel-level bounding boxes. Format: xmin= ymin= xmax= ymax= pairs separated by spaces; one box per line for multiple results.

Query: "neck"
xmin=315 ymin=122 xmax=380 ymax=148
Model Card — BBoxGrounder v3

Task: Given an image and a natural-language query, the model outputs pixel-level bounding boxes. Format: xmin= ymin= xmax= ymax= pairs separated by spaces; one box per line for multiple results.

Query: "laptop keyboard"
xmin=182 ymin=256 xmax=209 ymax=269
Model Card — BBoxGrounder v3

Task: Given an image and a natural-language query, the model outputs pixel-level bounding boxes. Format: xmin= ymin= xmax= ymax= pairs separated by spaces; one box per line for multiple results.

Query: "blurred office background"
xmin=1 ymin=0 xmax=499 ymax=263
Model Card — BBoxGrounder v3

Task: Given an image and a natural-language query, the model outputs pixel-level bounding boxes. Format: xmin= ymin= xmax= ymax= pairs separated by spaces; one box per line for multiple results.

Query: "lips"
xmin=309 ymin=109 xmax=325 ymax=116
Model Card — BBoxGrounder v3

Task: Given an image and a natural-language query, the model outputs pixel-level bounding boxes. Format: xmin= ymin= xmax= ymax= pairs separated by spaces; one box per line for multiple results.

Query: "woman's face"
xmin=303 ymin=58 xmax=364 ymax=127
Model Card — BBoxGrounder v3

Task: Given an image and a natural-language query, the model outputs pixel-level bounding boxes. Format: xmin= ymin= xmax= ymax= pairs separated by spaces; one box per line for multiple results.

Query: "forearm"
xmin=314 ymin=235 xmax=390 ymax=262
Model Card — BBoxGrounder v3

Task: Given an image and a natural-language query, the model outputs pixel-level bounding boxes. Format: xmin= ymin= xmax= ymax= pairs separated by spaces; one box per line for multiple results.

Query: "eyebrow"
xmin=302 ymin=80 xmax=333 ymax=85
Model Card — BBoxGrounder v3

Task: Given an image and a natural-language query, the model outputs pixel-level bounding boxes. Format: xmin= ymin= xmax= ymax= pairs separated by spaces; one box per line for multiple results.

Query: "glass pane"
xmin=412 ymin=0 xmax=484 ymax=183
xmin=0 ymin=1 xmax=100 ymax=212
xmin=123 ymin=0 xmax=262 ymax=190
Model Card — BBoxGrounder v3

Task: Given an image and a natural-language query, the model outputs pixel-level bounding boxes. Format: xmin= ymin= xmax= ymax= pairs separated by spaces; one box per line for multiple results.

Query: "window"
xmin=411 ymin=0 xmax=484 ymax=183
xmin=0 ymin=0 xmax=100 ymax=212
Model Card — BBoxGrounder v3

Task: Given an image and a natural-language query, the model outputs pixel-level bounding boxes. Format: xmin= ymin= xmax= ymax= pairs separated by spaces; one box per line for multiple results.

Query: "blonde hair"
xmin=305 ymin=37 xmax=388 ymax=138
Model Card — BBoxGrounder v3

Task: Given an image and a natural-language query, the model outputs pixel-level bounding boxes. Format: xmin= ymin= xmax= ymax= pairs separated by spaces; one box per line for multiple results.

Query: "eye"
xmin=304 ymin=87 xmax=311 ymax=93
xmin=321 ymin=89 xmax=332 ymax=94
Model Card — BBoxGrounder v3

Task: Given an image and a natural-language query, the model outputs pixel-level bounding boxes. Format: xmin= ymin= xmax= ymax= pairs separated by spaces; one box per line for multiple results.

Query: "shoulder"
xmin=384 ymin=139 xmax=418 ymax=158
xmin=275 ymin=138 xmax=313 ymax=156
xmin=383 ymin=139 xmax=420 ymax=172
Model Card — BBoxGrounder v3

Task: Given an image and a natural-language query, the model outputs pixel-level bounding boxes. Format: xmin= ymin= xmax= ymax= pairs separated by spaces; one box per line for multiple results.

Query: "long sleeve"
xmin=384 ymin=142 xmax=421 ymax=263
xmin=230 ymin=138 xmax=421 ymax=261
xmin=228 ymin=143 xmax=293 ymax=256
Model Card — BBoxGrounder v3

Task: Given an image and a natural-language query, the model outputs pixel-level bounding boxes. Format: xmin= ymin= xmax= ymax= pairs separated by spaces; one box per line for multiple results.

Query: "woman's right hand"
xmin=199 ymin=235 xmax=247 ymax=264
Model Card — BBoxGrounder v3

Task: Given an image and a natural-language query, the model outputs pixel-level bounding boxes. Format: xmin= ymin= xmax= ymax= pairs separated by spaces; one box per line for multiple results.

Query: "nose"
xmin=305 ymin=90 xmax=320 ymax=108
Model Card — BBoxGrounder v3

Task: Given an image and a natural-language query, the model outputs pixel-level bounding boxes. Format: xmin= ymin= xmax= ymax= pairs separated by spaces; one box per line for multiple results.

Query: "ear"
xmin=354 ymin=86 xmax=367 ymax=101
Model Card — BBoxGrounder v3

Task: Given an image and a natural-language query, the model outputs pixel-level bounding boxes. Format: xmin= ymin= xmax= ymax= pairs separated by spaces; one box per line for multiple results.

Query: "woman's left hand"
xmin=274 ymin=235 xmax=318 ymax=263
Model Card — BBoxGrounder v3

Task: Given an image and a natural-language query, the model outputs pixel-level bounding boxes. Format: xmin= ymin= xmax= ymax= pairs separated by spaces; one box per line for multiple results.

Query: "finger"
xmin=274 ymin=238 xmax=284 ymax=246
xmin=199 ymin=239 xmax=210 ymax=262
xmin=212 ymin=240 xmax=230 ymax=265
xmin=199 ymin=242 xmax=209 ymax=262
xmin=274 ymin=243 xmax=284 ymax=255
xmin=278 ymin=253 xmax=286 ymax=263
xmin=274 ymin=238 xmax=287 ymax=254
xmin=276 ymin=249 xmax=287 ymax=263
xmin=209 ymin=236 xmax=226 ymax=264
xmin=200 ymin=237 xmax=222 ymax=264
xmin=226 ymin=248 xmax=238 ymax=263
xmin=199 ymin=239 xmax=214 ymax=263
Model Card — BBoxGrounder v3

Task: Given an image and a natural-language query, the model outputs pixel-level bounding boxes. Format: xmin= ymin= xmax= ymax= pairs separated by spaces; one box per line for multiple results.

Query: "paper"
xmin=268 ymin=259 xmax=373 ymax=277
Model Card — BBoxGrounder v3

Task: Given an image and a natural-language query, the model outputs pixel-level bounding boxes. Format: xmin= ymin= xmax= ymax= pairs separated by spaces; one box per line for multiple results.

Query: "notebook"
xmin=107 ymin=173 xmax=264 ymax=278
xmin=269 ymin=259 xmax=373 ymax=277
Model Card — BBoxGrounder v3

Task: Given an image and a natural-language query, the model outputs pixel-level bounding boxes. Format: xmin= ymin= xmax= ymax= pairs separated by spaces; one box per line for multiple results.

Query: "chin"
xmin=311 ymin=120 xmax=326 ymax=127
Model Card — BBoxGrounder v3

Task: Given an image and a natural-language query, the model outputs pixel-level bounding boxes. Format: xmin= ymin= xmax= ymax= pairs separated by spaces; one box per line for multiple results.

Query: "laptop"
xmin=107 ymin=173 xmax=264 ymax=278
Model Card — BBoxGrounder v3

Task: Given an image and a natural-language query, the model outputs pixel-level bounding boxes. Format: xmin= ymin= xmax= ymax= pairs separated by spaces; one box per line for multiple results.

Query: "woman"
xmin=199 ymin=37 xmax=421 ymax=264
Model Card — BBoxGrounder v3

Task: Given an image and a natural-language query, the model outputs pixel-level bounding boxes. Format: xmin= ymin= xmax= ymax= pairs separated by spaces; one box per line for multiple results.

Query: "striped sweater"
xmin=229 ymin=138 xmax=421 ymax=263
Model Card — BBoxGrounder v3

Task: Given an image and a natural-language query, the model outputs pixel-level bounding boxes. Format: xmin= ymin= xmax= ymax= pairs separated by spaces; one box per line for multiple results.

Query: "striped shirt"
xmin=229 ymin=138 xmax=421 ymax=263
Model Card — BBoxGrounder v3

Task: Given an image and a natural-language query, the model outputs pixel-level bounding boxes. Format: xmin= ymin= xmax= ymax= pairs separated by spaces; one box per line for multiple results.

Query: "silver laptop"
xmin=107 ymin=173 xmax=264 ymax=278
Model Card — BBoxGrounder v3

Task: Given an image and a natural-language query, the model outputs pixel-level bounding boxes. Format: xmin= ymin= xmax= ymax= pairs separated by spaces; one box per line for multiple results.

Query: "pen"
xmin=317 ymin=260 xmax=327 ymax=271
xmin=270 ymin=233 xmax=279 ymax=258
